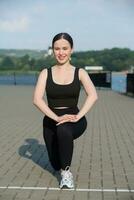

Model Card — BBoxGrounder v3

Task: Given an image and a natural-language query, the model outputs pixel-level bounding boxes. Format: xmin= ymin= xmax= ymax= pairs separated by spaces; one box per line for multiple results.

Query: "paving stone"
xmin=0 ymin=86 xmax=134 ymax=200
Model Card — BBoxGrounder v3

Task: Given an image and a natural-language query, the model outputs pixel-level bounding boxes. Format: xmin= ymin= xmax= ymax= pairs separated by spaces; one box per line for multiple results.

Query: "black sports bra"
xmin=46 ymin=67 xmax=81 ymax=108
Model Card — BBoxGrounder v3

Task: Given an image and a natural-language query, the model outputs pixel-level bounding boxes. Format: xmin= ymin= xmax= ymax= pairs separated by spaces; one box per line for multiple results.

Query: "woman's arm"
xmin=76 ymin=68 xmax=98 ymax=120
xmin=33 ymin=69 xmax=59 ymax=122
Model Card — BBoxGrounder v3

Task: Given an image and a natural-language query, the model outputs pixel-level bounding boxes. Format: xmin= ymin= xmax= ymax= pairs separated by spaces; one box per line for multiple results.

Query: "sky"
xmin=0 ymin=0 xmax=134 ymax=51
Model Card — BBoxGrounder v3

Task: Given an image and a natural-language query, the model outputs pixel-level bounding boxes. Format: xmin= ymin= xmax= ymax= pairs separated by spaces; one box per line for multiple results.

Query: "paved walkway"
xmin=0 ymin=86 xmax=134 ymax=200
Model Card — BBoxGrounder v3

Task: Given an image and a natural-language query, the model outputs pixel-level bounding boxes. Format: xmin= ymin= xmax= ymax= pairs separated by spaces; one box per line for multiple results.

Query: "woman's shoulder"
xmin=76 ymin=67 xmax=86 ymax=72
xmin=76 ymin=67 xmax=88 ymax=79
xmin=40 ymin=67 xmax=51 ymax=73
xmin=38 ymin=67 xmax=49 ymax=79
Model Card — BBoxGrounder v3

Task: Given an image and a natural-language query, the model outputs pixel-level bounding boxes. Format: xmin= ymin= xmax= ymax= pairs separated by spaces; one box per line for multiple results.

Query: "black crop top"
xmin=46 ymin=67 xmax=81 ymax=108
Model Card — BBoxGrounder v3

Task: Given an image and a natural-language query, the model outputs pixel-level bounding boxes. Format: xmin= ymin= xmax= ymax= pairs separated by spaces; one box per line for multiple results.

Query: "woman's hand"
xmin=56 ymin=114 xmax=76 ymax=124
xmin=69 ymin=114 xmax=81 ymax=122
xmin=56 ymin=114 xmax=80 ymax=126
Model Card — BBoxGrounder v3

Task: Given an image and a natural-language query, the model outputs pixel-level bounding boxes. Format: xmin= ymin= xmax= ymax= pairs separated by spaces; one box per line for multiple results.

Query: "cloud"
xmin=32 ymin=3 xmax=46 ymax=14
xmin=0 ymin=17 xmax=30 ymax=32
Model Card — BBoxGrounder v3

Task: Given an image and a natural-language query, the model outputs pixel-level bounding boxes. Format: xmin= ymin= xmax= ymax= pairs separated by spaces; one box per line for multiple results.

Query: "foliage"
xmin=0 ymin=48 xmax=134 ymax=72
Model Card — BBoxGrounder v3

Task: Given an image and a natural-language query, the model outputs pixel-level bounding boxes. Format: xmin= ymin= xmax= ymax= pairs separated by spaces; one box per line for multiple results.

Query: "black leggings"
xmin=43 ymin=107 xmax=87 ymax=171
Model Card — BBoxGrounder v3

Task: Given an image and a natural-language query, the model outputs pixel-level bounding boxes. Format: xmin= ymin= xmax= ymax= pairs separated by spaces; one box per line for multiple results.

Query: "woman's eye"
xmin=54 ymin=48 xmax=59 ymax=51
xmin=63 ymin=47 xmax=68 ymax=50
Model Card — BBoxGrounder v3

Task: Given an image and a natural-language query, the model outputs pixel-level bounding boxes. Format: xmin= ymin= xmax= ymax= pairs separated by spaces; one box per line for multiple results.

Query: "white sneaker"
xmin=60 ymin=166 xmax=74 ymax=189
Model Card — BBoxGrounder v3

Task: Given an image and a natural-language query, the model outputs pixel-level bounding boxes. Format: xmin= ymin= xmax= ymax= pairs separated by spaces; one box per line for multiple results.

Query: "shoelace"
xmin=61 ymin=166 xmax=73 ymax=180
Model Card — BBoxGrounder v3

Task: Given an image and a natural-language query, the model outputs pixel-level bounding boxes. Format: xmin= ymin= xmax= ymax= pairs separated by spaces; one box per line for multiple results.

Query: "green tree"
xmin=22 ymin=64 xmax=30 ymax=71
xmin=29 ymin=58 xmax=36 ymax=70
xmin=20 ymin=54 xmax=30 ymax=66
xmin=0 ymin=56 xmax=15 ymax=70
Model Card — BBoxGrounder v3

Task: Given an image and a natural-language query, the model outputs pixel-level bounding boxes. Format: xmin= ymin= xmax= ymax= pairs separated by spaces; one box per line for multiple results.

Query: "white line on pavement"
xmin=0 ymin=186 xmax=134 ymax=192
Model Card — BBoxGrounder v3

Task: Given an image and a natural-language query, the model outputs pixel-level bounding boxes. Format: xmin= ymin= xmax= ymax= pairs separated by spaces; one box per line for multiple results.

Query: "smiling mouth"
xmin=58 ymin=56 xmax=66 ymax=60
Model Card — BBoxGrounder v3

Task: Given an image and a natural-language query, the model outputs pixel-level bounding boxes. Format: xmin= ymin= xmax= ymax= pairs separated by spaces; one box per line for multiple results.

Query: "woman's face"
xmin=53 ymin=38 xmax=73 ymax=65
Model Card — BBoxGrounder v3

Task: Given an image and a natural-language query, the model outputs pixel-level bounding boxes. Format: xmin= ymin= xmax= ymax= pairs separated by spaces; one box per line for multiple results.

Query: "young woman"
xmin=33 ymin=32 xmax=98 ymax=189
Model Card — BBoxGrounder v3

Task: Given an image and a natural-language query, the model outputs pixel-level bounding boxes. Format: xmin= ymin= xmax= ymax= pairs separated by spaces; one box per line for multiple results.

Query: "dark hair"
xmin=52 ymin=32 xmax=73 ymax=49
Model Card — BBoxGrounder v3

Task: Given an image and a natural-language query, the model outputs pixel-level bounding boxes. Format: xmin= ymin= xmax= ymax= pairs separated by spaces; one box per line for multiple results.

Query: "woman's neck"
xmin=56 ymin=62 xmax=72 ymax=71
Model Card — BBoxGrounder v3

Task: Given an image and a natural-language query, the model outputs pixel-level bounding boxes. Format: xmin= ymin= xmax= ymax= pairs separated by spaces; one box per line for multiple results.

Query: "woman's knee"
xmin=57 ymin=123 xmax=73 ymax=139
xmin=73 ymin=116 xmax=87 ymax=139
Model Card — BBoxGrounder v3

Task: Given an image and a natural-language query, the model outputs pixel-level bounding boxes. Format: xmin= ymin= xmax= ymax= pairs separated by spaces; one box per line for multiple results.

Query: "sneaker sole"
xmin=60 ymin=185 xmax=74 ymax=189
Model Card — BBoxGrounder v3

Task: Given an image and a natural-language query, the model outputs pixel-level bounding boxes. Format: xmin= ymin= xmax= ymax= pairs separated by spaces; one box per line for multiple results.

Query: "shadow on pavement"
xmin=18 ymin=138 xmax=61 ymax=183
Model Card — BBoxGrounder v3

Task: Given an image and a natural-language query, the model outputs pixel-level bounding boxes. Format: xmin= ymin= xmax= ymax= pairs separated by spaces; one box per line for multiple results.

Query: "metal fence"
xmin=88 ymin=72 xmax=111 ymax=88
xmin=126 ymin=73 xmax=134 ymax=95
xmin=1 ymin=72 xmax=133 ymax=96
xmin=0 ymin=73 xmax=38 ymax=85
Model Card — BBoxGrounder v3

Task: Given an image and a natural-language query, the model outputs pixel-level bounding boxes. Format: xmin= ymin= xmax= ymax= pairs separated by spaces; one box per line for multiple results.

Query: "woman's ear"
xmin=71 ymin=48 xmax=74 ymax=54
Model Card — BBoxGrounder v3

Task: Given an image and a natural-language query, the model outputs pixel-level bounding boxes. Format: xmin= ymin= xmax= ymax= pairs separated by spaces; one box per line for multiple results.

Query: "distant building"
xmin=44 ymin=46 xmax=53 ymax=57
xmin=48 ymin=46 xmax=53 ymax=56
xmin=85 ymin=66 xmax=103 ymax=73
xmin=130 ymin=65 xmax=134 ymax=73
